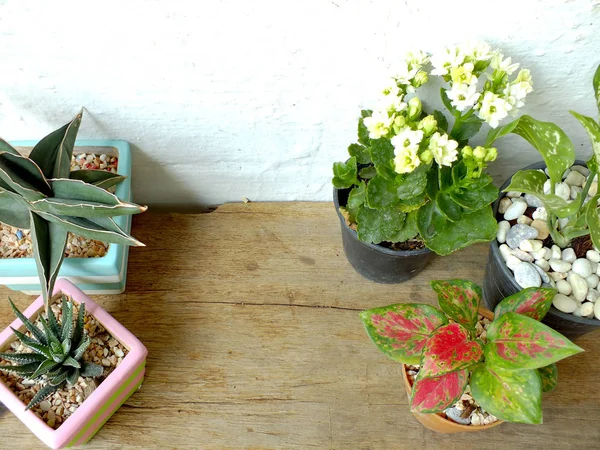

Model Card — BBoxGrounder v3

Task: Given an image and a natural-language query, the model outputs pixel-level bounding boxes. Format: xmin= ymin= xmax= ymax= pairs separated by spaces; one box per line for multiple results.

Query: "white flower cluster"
xmin=431 ymin=41 xmax=533 ymax=128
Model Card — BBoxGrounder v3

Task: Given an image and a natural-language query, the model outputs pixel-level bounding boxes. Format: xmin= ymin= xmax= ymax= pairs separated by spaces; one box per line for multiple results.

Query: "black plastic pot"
xmin=483 ymin=160 xmax=600 ymax=339
xmin=333 ymin=187 xmax=434 ymax=283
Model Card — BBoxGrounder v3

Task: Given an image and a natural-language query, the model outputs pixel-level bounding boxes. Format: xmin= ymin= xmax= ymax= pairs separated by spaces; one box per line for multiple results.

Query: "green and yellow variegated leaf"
xmin=485 ymin=312 xmax=583 ymax=370
xmin=35 ymin=211 xmax=144 ymax=247
xmin=410 ymin=369 xmax=468 ymax=413
xmin=29 ymin=110 xmax=82 ymax=179
xmin=484 ymin=117 xmax=519 ymax=147
xmin=0 ymin=189 xmax=31 ymax=228
xmin=419 ymin=323 xmax=483 ymax=378
xmin=471 ymin=363 xmax=542 ymax=424
xmin=430 ymin=279 xmax=481 ymax=329
xmin=0 ymin=138 xmax=19 ymax=155
xmin=360 ymin=304 xmax=448 ymax=364
xmin=0 ymin=152 xmax=51 ymax=201
xmin=571 ymin=111 xmax=600 ymax=170
xmin=594 ymin=63 xmax=600 ymax=115
xmin=511 ymin=115 xmax=575 ymax=185
xmin=538 ymin=363 xmax=558 ymax=393
xmin=586 ymin=195 xmax=600 ymax=251
xmin=31 ymin=197 xmax=146 ymax=218
xmin=503 ymin=170 xmax=580 ymax=218
xmin=68 ymin=169 xmax=127 ymax=189
xmin=493 ymin=287 xmax=556 ymax=321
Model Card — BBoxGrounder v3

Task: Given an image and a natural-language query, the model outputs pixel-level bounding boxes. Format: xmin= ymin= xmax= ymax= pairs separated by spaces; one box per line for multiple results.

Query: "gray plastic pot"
xmin=482 ymin=160 xmax=600 ymax=339
xmin=333 ymin=187 xmax=434 ymax=283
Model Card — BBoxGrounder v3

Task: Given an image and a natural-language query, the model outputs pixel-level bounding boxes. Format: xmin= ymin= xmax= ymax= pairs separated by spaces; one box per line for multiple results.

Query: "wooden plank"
xmin=0 ymin=202 xmax=598 ymax=449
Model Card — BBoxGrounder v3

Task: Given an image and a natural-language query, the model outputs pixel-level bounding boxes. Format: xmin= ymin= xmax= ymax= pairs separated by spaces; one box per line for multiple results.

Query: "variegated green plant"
xmin=0 ymin=110 xmax=146 ymax=310
xmin=487 ymin=63 xmax=600 ymax=248
xmin=0 ymin=296 xmax=103 ymax=410
xmin=360 ymin=280 xmax=583 ymax=424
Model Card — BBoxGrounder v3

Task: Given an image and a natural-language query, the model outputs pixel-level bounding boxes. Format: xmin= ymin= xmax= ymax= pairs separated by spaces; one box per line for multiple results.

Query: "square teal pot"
xmin=0 ymin=140 xmax=133 ymax=295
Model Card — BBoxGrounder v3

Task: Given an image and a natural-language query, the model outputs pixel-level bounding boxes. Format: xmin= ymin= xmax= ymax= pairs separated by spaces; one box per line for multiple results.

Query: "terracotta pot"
xmin=401 ymin=308 xmax=503 ymax=433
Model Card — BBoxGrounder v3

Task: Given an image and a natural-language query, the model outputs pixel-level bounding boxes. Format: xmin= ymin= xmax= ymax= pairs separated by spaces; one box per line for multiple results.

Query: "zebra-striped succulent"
xmin=0 ymin=110 xmax=146 ymax=310
xmin=0 ymin=296 xmax=103 ymax=410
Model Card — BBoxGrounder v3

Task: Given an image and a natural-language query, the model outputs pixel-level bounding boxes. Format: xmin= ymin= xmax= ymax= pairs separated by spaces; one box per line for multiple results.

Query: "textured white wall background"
xmin=0 ymin=0 xmax=599 ymax=209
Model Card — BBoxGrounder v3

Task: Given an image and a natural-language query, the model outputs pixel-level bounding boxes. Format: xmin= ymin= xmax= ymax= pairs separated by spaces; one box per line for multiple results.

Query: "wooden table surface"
xmin=0 ymin=202 xmax=598 ymax=449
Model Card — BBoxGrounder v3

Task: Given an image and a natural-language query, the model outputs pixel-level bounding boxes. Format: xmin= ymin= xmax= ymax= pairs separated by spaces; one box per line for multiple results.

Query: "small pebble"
xmin=499 ymin=244 xmax=512 ymax=262
xmin=562 ymin=248 xmax=577 ymax=263
xmin=517 ymin=215 xmax=533 ymax=225
xmin=571 ymin=165 xmax=590 ymax=177
xmin=511 ymin=248 xmax=534 ymax=262
xmin=588 ymin=181 xmax=598 ymax=197
xmin=514 ymin=262 xmax=542 ymax=288
xmin=572 ymin=258 xmax=592 ymax=278
xmin=580 ymin=302 xmax=595 ymax=317
xmin=556 ymin=280 xmax=572 ymax=295
xmin=570 ymin=185 xmax=583 ymax=200
xmin=552 ymin=294 xmax=578 ymax=313
xmin=555 ymin=182 xmax=571 ymax=201
xmin=506 ymin=191 xmax=522 ymax=198
xmin=565 ymin=171 xmax=586 ymax=187
xmin=506 ymin=224 xmax=538 ymax=249
xmin=568 ymin=273 xmax=588 ymax=302
xmin=586 ymin=274 xmax=600 ymax=289
xmin=549 ymin=271 xmax=567 ymax=281
xmin=549 ymin=259 xmax=571 ymax=273
xmin=586 ymin=290 xmax=599 ymax=303
xmin=445 ymin=407 xmax=471 ymax=425
xmin=498 ymin=197 xmax=513 ymax=214
xmin=530 ymin=220 xmax=550 ymax=240
xmin=533 ymin=264 xmax=551 ymax=283
xmin=587 ymin=250 xmax=600 ymax=263
xmin=551 ymin=245 xmax=562 ymax=260
xmin=519 ymin=240 xmax=543 ymax=253
xmin=535 ymin=259 xmax=550 ymax=272
xmin=524 ymin=194 xmax=544 ymax=207
xmin=506 ymin=255 xmax=522 ymax=271
xmin=40 ymin=401 xmax=51 ymax=412
xmin=504 ymin=201 xmax=528 ymax=221
xmin=595 ymin=301 xmax=600 ymax=320
xmin=497 ymin=221 xmax=510 ymax=244
xmin=532 ymin=207 xmax=548 ymax=221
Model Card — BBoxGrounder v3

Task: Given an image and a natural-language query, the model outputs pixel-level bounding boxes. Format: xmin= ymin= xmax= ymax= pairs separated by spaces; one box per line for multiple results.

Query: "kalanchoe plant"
xmin=0 ymin=110 xmax=146 ymax=310
xmin=0 ymin=296 xmax=103 ymax=410
xmin=360 ymin=280 xmax=583 ymax=424
xmin=488 ymin=63 xmax=600 ymax=249
xmin=333 ymin=42 xmax=533 ymax=255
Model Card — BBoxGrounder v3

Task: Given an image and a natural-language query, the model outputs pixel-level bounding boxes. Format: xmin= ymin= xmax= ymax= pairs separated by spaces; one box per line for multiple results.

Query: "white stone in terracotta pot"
xmin=586 ymin=274 xmax=600 ymax=289
xmin=552 ymin=293 xmax=578 ymax=313
xmin=587 ymin=250 xmax=600 ymax=263
xmin=504 ymin=201 xmax=528 ymax=221
xmin=514 ymin=262 xmax=542 ymax=288
xmin=498 ymin=197 xmax=512 ymax=214
xmin=572 ymin=258 xmax=593 ymax=278
xmin=568 ymin=273 xmax=588 ymax=302
xmin=555 ymin=183 xmax=571 ymax=201
xmin=565 ymin=171 xmax=586 ymax=187
xmin=499 ymin=244 xmax=512 ymax=262
xmin=556 ymin=279 xmax=572 ymax=296
xmin=562 ymin=248 xmax=577 ymax=263
xmin=549 ymin=259 xmax=571 ymax=273
xmin=496 ymin=221 xmax=510 ymax=244
xmin=532 ymin=207 xmax=548 ymax=221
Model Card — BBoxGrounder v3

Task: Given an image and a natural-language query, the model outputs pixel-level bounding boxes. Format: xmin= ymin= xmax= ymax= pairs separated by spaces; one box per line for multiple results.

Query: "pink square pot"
xmin=0 ymin=279 xmax=147 ymax=449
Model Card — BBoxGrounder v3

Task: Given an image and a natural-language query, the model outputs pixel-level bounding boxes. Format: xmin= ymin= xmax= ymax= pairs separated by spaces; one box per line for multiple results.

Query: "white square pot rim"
xmin=0 ymin=278 xmax=147 ymax=448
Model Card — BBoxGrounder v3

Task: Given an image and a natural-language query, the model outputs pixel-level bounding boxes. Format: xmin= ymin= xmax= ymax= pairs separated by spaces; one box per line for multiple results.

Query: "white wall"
xmin=0 ymin=0 xmax=599 ymax=209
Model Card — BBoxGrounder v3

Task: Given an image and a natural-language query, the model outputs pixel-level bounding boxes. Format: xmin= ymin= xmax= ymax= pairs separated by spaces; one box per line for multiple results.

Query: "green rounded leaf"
xmin=366 ymin=175 xmax=399 ymax=209
xmin=360 ymin=303 xmax=448 ymax=364
xmin=494 ymin=287 xmax=556 ymax=321
xmin=471 ymin=363 xmax=542 ymax=424
xmin=486 ymin=312 xmax=584 ymax=370
xmin=348 ymin=143 xmax=371 ymax=165
xmin=586 ymin=194 xmax=600 ymax=251
xmin=410 ymin=369 xmax=468 ymax=413
xmin=332 ymin=157 xmax=358 ymax=189
xmin=430 ymin=279 xmax=481 ymax=328
xmin=419 ymin=323 xmax=483 ymax=378
xmin=356 ymin=204 xmax=406 ymax=244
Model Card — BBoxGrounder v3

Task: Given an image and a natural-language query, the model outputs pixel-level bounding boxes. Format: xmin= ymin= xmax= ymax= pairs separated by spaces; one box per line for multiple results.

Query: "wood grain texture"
xmin=0 ymin=202 xmax=598 ymax=449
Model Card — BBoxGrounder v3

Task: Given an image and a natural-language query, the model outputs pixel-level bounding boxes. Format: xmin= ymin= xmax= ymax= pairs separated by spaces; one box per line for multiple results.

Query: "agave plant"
xmin=0 ymin=296 xmax=103 ymax=410
xmin=0 ymin=110 xmax=146 ymax=310
xmin=360 ymin=280 xmax=584 ymax=424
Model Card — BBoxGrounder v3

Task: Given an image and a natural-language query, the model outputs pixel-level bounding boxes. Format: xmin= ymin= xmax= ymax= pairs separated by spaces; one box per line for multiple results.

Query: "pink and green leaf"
xmin=538 ymin=364 xmax=558 ymax=393
xmin=494 ymin=287 xmax=556 ymax=321
xmin=360 ymin=304 xmax=448 ymax=364
xmin=410 ymin=369 xmax=468 ymax=413
xmin=430 ymin=279 xmax=481 ymax=328
xmin=486 ymin=312 xmax=584 ymax=371
xmin=419 ymin=323 xmax=483 ymax=378
xmin=470 ymin=363 xmax=542 ymax=424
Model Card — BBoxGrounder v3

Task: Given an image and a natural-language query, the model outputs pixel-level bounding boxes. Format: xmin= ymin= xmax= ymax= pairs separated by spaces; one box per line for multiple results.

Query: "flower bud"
xmin=420 ymin=149 xmax=434 ymax=164
xmin=407 ymin=97 xmax=422 ymax=120
xmin=484 ymin=147 xmax=498 ymax=162
xmin=417 ymin=115 xmax=437 ymax=137
xmin=461 ymin=145 xmax=473 ymax=158
xmin=473 ymin=146 xmax=487 ymax=160
xmin=412 ymin=70 xmax=428 ymax=88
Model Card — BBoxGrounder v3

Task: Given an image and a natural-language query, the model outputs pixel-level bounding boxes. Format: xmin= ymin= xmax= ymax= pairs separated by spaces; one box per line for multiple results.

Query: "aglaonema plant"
xmin=487 ymin=63 xmax=600 ymax=249
xmin=360 ymin=280 xmax=583 ymax=424
xmin=0 ymin=110 xmax=146 ymax=311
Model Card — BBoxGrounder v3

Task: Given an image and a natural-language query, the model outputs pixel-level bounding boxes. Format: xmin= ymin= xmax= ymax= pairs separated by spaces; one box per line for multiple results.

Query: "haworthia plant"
xmin=360 ymin=279 xmax=583 ymax=424
xmin=0 ymin=110 xmax=146 ymax=311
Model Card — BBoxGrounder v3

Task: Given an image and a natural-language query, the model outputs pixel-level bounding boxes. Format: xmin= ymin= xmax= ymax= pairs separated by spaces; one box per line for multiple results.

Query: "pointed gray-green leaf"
xmin=36 ymin=211 xmax=145 ymax=247
xmin=47 ymin=303 xmax=61 ymax=338
xmin=0 ymin=152 xmax=51 ymax=201
xmin=29 ymin=110 xmax=82 ymax=179
xmin=61 ymin=299 xmax=74 ymax=341
xmin=50 ymin=370 xmax=69 ymax=386
xmin=49 ymin=178 xmax=122 ymax=204
xmin=0 ymin=138 xmax=19 ymax=155
xmin=73 ymin=334 xmax=91 ymax=361
xmin=38 ymin=315 xmax=61 ymax=347
xmin=8 ymin=298 xmax=47 ymax=345
xmin=0 ymin=352 xmax=46 ymax=365
xmin=32 ymin=197 xmax=146 ymax=218
xmin=81 ymin=361 xmax=104 ymax=378
xmin=570 ymin=111 xmax=600 ymax=169
xmin=30 ymin=212 xmax=68 ymax=309
xmin=510 ymin=115 xmax=575 ymax=185
xmin=68 ymin=169 xmax=127 ymax=189
xmin=26 ymin=383 xmax=61 ymax=410
xmin=586 ymin=195 xmax=600 ymax=250
xmin=0 ymin=362 xmax=39 ymax=378
xmin=73 ymin=302 xmax=85 ymax=345
xmin=63 ymin=356 xmax=81 ymax=369
xmin=31 ymin=359 xmax=60 ymax=379
xmin=0 ymin=189 xmax=31 ymax=228
xmin=67 ymin=368 xmax=80 ymax=386
xmin=11 ymin=328 xmax=52 ymax=358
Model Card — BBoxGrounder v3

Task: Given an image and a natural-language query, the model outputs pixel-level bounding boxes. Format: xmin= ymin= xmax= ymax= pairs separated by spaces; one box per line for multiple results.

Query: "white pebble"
xmin=570 ymin=185 xmax=583 ymax=200
xmin=506 ymin=255 xmax=522 ymax=271
xmin=517 ymin=215 xmax=533 ymax=225
xmin=511 ymin=248 xmax=534 ymax=262
xmin=99 ymin=153 xmax=108 ymax=162
xmin=524 ymin=194 xmax=544 ymax=208
xmin=530 ymin=219 xmax=550 ymax=240
xmin=586 ymin=289 xmax=599 ymax=303
xmin=504 ymin=201 xmax=528 ymax=221
xmin=580 ymin=302 xmax=595 ymax=317
xmin=497 ymin=221 xmax=510 ymax=244
xmin=551 ymin=245 xmax=562 ymax=260
xmin=498 ymin=198 xmax=513 ymax=214
xmin=571 ymin=165 xmax=590 ymax=177
xmin=543 ymin=179 xmax=551 ymax=194
xmin=40 ymin=401 xmax=51 ymax=412
xmin=558 ymin=218 xmax=570 ymax=230
xmin=568 ymin=273 xmax=588 ymax=302
xmin=533 ymin=264 xmax=550 ymax=283
xmin=565 ymin=171 xmax=586 ymax=187
xmin=587 ymin=250 xmax=600 ymax=263
xmin=594 ymin=301 xmax=600 ymax=320
xmin=535 ymin=259 xmax=550 ymax=271
xmin=532 ymin=207 xmax=548 ymax=221
xmin=588 ymin=181 xmax=598 ymax=197
xmin=591 ymin=261 xmax=598 ymax=274
xmin=499 ymin=244 xmax=512 ymax=262
xmin=586 ymin=274 xmax=600 ymax=289
xmin=556 ymin=279 xmax=572 ymax=295
xmin=549 ymin=271 xmax=567 ymax=281
xmin=514 ymin=262 xmax=542 ymax=288
xmin=552 ymin=294 xmax=578 ymax=313
xmin=520 ymin=240 xmax=543 ymax=252
xmin=562 ymin=248 xmax=577 ymax=263
xmin=572 ymin=258 xmax=592 ymax=278
xmin=549 ymin=259 xmax=571 ymax=273
xmin=506 ymin=191 xmax=522 ymax=198
xmin=555 ymin=183 xmax=570 ymax=201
